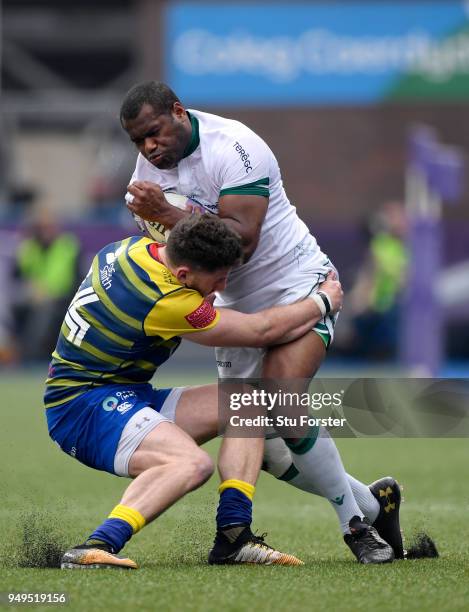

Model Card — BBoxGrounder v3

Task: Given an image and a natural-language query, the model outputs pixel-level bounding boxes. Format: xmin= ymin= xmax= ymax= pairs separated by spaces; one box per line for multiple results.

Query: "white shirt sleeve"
xmin=215 ymin=129 xmax=271 ymax=198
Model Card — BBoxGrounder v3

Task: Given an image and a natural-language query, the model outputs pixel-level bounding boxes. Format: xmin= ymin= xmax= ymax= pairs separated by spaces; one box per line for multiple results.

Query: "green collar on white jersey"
xmin=182 ymin=112 xmax=200 ymax=158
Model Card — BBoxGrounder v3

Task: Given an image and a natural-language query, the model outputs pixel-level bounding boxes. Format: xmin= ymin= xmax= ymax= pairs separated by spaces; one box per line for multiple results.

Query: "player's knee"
xmin=184 ymin=450 xmax=214 ymax=490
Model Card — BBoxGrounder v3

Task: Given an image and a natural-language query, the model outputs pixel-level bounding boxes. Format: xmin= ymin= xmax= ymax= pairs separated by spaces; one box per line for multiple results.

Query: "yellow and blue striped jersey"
xmin=44 ymin=236 xmax=219 ymax=408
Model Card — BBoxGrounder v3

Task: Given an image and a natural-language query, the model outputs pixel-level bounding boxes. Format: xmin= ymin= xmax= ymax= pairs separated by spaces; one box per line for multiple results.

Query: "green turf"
xmin=1 ymin=372 xmax=468 ymax=612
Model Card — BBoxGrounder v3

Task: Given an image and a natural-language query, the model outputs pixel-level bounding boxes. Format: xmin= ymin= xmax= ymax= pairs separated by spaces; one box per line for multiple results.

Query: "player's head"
xmin=166 ymin=215 xmax=243 ymax=296
xmin=120 ymin=81 xmax=191 ymax=170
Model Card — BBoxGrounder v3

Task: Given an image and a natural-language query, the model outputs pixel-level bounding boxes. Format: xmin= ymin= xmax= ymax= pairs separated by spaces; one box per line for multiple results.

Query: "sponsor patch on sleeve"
xmin=185 ymin=301 xmax=218 ymax=329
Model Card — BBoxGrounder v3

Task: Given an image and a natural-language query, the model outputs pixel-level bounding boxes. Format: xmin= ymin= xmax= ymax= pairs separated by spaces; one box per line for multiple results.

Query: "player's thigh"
xmin=169 ymin=384 xmax=220 ymax=445
xmin=128 ymin=419 xmax=209 ymax=477
xmin=263 ymin=330 xmax=326 ymax=379
xmin=263 ymin=333 xmax=325 ymax=444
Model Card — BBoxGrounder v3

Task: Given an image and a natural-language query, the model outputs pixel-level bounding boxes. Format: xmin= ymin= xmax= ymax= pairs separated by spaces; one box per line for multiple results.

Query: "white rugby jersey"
xmin=129 ymin=109 xmax=324 ymax=302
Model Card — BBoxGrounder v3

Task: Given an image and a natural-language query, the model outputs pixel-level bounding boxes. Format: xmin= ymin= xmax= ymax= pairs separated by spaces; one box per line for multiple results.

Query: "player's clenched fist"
xmin=126 ymin=181 xmax=171 ymax=222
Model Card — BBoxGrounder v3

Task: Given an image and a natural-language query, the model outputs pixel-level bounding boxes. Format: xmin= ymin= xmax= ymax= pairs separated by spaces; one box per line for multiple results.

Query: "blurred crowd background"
xmin=1 ymin=0 xmax=468 ymax=376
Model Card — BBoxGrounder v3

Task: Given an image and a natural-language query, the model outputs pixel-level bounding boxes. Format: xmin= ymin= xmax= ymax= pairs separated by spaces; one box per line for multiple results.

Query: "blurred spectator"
xmin=13 ymin=210 xmax=81 ymax=362
xmin=340 ymin=201 xmax=408 ymax=360
xmin=0 ymin=230 xmax=20 ymax=365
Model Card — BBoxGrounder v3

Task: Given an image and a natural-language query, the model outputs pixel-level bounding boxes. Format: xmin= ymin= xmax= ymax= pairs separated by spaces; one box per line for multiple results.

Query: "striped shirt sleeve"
xmin=144 ymin=289 xmax=220 ymax=339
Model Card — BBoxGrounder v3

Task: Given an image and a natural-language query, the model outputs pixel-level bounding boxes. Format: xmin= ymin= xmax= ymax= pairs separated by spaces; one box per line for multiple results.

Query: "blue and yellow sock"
xmin=87 ymin=504 xmax=146 ymax=554
xmin=216 ymin=479 xmax=255 ymax=531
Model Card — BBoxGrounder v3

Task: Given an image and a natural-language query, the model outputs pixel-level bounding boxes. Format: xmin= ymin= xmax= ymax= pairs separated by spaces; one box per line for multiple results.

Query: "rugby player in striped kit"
xmin=50 ymin=215 xmax=345 ymax=569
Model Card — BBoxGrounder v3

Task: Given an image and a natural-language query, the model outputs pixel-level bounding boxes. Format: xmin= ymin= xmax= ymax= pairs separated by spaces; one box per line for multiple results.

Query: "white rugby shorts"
xmin=113 ymin=386 xmax=185 ymax=477
xmin=215 ymin=234 xmax=338 ymax=379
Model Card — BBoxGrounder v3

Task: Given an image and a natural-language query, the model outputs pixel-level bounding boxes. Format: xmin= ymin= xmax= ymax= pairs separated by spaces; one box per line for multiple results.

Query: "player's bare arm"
xmin=217 ymin=194 xmax=268 ymax=261
xmin=188 ymin=275 xmax=343 ymax=348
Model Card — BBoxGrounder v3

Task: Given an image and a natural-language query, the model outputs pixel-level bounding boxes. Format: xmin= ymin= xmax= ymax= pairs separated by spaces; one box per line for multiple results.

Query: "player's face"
xmin=123 ymin=103 xmax=191 ymax=170
xmin=182 ymin=267 xmax=230 ymax=296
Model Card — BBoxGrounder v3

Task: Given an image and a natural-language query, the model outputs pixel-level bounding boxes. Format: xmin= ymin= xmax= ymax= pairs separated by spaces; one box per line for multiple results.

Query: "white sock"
xmin=345 ymin=474 xmax=380 ymax=523
xmin=262 ymin=435 xmax=380 ymax=530
xmin=289 ymin=471 xmax=380 ymax=524
xmin=287 ymin=427 xmax=363 ymax=534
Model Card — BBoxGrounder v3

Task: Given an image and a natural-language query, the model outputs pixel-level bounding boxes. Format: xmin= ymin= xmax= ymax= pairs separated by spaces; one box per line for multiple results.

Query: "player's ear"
xmin=172 ymin=101 xmax=186 ymax=122
xmin=175 ymin=266 xmax=189 ymax=284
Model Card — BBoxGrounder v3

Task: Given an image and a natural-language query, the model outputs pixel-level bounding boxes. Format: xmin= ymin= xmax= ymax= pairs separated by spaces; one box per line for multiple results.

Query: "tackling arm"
xmin=188 ymin=275 xmax=343 ymax=348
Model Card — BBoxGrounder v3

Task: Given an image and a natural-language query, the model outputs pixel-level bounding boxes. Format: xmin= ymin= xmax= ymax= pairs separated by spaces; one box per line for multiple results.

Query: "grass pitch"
xmin=0 ymin=371 xmax=468 ymax=612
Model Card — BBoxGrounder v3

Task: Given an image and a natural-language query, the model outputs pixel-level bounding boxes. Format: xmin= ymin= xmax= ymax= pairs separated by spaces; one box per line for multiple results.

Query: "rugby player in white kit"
xmin=121 ymin=81 xmax=403 ymax=564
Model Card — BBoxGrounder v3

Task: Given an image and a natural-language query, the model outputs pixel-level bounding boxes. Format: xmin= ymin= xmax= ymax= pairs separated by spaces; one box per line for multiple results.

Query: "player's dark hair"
xmin=120 ymin=81 xmax=181 ymax=124
xmin=167 ymin=215 xmax=243 ymax=273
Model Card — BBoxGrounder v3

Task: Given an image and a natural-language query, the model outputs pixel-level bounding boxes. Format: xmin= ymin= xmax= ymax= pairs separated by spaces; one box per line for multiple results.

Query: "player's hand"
xmin=185 ymin=201 xmax=205 ymax=214
xmin=318 ymin=271 xmax=343 ymax=314
xmin=126 ymin=181 xmax=170 ymax=222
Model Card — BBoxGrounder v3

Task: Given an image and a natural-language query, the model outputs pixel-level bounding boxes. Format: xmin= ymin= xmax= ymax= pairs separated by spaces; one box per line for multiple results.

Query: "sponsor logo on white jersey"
xmin=233 ymin=141 xmax=253 ymax=173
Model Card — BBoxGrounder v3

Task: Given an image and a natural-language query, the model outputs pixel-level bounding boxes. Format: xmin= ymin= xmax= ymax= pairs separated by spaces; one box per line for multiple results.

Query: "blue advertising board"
xmin=165 ymin=1 xmax=469 ymax=105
